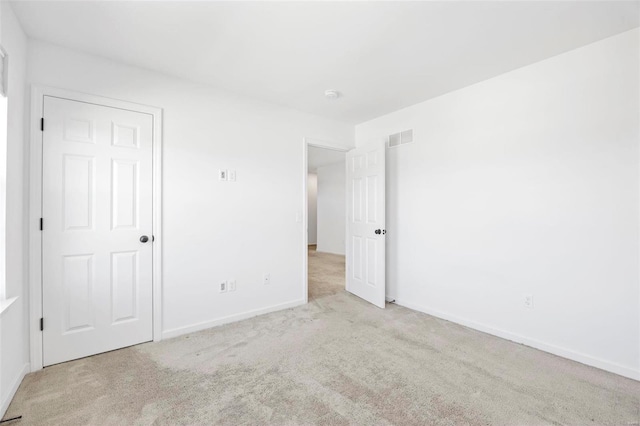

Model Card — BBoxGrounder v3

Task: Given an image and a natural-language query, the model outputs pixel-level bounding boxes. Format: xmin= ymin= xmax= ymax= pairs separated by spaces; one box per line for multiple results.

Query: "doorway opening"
xmin=304 ymin=142 xmax=348 ymax=303
xmin=302 ymin=138 xmax=387 ymax=308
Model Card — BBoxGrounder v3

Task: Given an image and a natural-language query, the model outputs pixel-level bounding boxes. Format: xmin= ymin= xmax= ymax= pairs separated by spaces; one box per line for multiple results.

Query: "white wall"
xmin=307 ymin=173 xmax=317 ymax=245
xmin=316 ymin=161 xmax=345 ymax=255
xmin=356 ymin=29 xmax=640 ymax=380
xmin=27 ymin=41 xmax=354 ymax=339
xmin=0 ymin=1 xmax=29 ymax=417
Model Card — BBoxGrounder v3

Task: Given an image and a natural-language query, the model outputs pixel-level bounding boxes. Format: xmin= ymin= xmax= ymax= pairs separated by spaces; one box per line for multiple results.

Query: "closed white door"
xmin=42 ymin=96 xmax=154 ymax=366
xmin=346 ymin=141 xmax=386 ymax=308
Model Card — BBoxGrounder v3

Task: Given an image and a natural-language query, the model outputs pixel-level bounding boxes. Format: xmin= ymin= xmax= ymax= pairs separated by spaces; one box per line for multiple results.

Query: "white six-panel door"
xmin=42 ymin=96 xmax=154 ymax=366
xmin=346 ymin=141 xmax=386 ymax=308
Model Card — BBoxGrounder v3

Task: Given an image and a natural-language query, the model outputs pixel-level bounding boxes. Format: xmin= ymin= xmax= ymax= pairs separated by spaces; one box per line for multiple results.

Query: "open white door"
xmin=42 ymin=96 xmax=154 ymax=366
xmin=346 ymin=141 xmax=386 ymax=308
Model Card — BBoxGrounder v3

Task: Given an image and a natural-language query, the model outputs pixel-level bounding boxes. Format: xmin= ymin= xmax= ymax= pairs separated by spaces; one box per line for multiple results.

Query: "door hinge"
xmin=40 ymin=318 xmax=44 ymax=331
xmin=40 ymin=218 xmax=43 ymax=231
xmin=40 ymin=118 xmax=44 ymax=132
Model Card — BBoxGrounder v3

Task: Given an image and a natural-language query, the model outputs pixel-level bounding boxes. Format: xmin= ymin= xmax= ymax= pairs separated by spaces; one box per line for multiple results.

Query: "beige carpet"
xmin=4 ymin=247 xmax=640 ymax=425
xmin=307 ymin=245 xmax=345 ymax=303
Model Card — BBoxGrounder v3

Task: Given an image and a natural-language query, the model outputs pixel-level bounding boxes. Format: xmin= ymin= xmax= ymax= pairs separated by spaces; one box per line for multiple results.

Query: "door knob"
xmin=375 ymin=229 xmax=381 ymax=235
xmin=140 ymin=235 xmax=149 ymax=243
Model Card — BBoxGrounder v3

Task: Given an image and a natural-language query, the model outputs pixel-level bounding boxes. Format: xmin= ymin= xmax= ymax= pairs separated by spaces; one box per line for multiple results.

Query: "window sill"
xmin=0 ymin=296 xmax=18 ymax=316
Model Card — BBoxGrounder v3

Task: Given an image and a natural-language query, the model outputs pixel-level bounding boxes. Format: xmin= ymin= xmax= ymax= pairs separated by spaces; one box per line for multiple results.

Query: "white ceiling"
xmin=10 ymin=1 xmax=639 ymax=124
xmin=308 ymin=146 xmax=345 ymax=173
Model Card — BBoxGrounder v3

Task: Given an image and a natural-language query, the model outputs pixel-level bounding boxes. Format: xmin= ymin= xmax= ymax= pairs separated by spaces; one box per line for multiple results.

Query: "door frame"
xmin=28 ymin=86 xmax=163 ymax=371
xmin=302 ymin=137 xmax=349 ymax=303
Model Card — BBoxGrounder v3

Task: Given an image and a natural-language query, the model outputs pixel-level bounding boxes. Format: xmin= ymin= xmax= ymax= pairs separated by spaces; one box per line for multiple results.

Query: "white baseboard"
xmin=395 ymin=299 xmax=640 ymax=381
xmin=1 ymin=362 xmax=29 ymax=419
xmin=315 ymin=248 xmax=345 ymax=256
xmin=162 ymin=299 xmax=306 ymax=340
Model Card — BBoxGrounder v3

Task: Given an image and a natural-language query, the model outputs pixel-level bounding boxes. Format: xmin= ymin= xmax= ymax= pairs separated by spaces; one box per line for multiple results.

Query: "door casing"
xmin=29 ymin=86 xmax=163 ymax=371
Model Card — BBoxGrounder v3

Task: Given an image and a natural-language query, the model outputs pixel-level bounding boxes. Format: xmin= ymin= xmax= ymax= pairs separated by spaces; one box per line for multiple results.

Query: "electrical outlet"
xmin=524 ymin=294 xmax=533 ymax=309
xmin=219 ymin=281 xmax=228 ymax=293
xmin=218 ymin=169 xmax=227 ymax=181
xmin=228 ymin=170 xmax=236 ymax=182
xmin=229 ymin=280 xmax=237 ymax=292
xmin=263 ymin=273 xmax=271 ymax=285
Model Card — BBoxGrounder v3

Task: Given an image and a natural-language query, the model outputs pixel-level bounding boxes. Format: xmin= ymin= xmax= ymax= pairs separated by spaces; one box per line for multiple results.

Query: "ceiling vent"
xmin=388 ymin=129 xmax=413 ymax=148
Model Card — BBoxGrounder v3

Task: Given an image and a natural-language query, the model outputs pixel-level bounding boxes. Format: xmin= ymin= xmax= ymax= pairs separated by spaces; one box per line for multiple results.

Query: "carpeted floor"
xmin=307 ymin=245 xmax=345 ymax=303
xmin=4 ymin=247 xmax=640 ymax=425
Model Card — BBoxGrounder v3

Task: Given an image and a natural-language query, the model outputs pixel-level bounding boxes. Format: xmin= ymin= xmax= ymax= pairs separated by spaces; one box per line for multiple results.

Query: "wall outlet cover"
xmin=524 ymin=294 xmax=534 ymax=309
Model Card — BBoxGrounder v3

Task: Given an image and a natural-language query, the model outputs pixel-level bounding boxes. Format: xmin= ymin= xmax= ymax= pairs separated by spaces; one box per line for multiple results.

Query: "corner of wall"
xmin=0 ymin=362 xmax=29 ymax=418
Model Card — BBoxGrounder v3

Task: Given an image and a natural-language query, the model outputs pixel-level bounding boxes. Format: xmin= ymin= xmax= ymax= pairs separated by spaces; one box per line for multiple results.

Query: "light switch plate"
xmin=228 ymin=170 xmax=236 ymax=181
xmin=218 ymin=169 xmax=227 ymax=181
xmin=524 ymin=293 xmax=533 ymax=309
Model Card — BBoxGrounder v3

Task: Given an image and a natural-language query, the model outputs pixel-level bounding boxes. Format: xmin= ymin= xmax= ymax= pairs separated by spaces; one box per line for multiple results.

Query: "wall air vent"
xmin=388 ymin=129 xmax=413 ymax=148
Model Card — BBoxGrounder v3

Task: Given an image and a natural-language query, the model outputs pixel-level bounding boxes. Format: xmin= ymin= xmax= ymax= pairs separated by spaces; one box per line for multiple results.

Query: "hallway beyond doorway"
xmin=308 ymin=245 xmax=345 ymax=302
